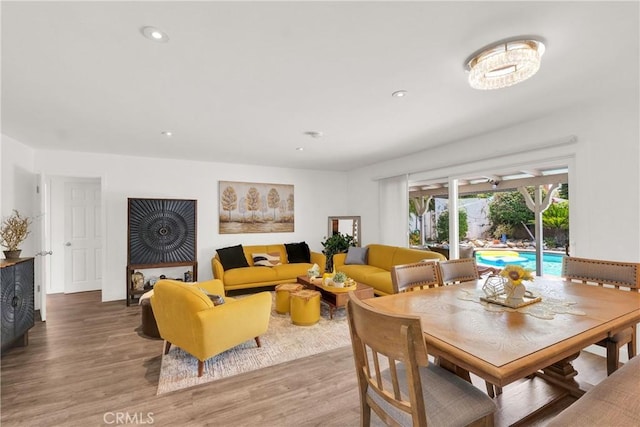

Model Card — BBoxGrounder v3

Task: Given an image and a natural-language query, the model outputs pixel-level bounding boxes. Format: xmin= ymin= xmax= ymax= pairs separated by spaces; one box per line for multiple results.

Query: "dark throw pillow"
xmin=217 ymin=244 xmax=250 ymax=271
xmin=199 ymin=288 xmax=225 ymax=306
xmin=285 ymin=242 xmax=311 ymax=263
xmin=345 ymin=246 xmax=368 ymax=265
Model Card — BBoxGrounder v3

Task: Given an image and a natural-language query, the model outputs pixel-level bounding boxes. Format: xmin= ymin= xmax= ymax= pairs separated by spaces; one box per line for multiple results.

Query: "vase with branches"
xmin=0 ymin=210 xmax=32 ymax=259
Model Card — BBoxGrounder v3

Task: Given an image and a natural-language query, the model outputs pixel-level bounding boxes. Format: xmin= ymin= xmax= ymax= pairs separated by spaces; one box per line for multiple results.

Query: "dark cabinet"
xmin=1 ymin=258 xmax=35 ymax=352
xmin=126 ymin=198 xmax=198 ymax=305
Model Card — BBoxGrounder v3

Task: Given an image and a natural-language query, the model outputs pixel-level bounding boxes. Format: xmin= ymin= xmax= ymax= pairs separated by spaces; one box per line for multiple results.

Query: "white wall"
xmin=26 ymin=149 xmax=347 ymax=301
xmin=348 ymin=96 xmax=640 ymax=262
xmin=1 ymin=135 xmax=37 ymax=256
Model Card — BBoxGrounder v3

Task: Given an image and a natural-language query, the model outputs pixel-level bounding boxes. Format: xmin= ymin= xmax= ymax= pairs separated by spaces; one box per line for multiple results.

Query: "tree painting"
xmin=267 ymin=188 xmax=281 ymax=221
xmin=221 ymin=186 xmax=238 ymax=221
xmin=219 ymin=181 xmax=294 ymax=233
xmin=246 ymin=187 xmax=261 ymax=221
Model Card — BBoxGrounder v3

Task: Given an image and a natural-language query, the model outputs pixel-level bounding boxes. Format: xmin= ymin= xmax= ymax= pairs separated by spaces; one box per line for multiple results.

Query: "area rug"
xmin=156 ymin=293 xmax=350 ymax=395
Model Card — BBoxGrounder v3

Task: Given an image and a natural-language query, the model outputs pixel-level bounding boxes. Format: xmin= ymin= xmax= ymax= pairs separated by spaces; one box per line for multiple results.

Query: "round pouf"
xmin=290 ymin=290 xmax=321 ymax=326
xmin=140 ymin=298 xmax=160 ymax=338
xmin=275 ymin=283 xmax=304 ymax=314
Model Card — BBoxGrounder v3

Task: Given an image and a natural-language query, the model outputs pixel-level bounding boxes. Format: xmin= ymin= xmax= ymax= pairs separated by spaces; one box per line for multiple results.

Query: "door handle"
xmin=36 ymin=250 xmax=53 ymax=256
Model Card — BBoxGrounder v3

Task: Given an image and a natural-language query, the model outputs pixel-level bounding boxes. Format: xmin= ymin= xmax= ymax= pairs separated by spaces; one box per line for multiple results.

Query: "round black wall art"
xmin=128 ymin=198 xmax=197 ymax=265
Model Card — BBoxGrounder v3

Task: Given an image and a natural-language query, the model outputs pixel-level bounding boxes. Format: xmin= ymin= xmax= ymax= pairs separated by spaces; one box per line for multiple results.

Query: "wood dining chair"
xmin=346 ymin=293 xmax=496 ymax=427
xmin=391 ymin=261 xmax=440 ymax=293
xmin=438 ymin=258 xmax=500 ymax=285
xmin=562 ymin=256 xmax=640 ymax=375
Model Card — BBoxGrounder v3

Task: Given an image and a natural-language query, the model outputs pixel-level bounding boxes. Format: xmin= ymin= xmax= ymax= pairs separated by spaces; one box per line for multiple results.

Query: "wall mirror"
xmin=328 ymin=216 xmax=361 ymax=246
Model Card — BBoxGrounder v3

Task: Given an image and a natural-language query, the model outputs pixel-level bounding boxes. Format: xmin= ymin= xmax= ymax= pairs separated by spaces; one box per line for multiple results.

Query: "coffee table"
xmin=296 ymin=275 xmax=374 ymax=319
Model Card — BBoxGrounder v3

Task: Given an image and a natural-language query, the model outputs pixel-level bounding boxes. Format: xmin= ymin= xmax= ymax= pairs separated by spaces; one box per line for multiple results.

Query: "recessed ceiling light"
xmin=392 ymin=90 xmax=407 ymax=97
xmin=303 ymin=131 xmax=323 ymax=139
xmin=161 ymin=131 xmax=173 ymax=137
xmin=296 ymin=147 xmax=304 ymax=151
xmin=141 ymin=26 xmax=169 ymax=43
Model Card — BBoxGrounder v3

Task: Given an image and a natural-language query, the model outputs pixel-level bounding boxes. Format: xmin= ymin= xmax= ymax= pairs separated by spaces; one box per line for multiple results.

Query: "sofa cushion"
xmin=217 ymin=244 xmax=250 ymax=270
xmin=223 ymin=266 xmax=278 ymax=286
xmin=285 ymin=242 xmax=311 ymax=263
xmin=252 ymin=252 xmax=282 ymax=267
xmin=363 ymin=271 xmax=395 ymax=295
xmin=273 ymin=263 xmax=314 ymax=280
xmin=338 ymin=264 xmax=386 ymax=281
xmin=345 ymin=246 xmax=368 ymax=265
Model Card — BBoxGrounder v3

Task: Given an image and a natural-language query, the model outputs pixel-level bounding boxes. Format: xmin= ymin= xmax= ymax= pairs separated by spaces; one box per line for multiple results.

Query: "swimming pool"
xmin=475 ymin=250 xmax=565 ymax=276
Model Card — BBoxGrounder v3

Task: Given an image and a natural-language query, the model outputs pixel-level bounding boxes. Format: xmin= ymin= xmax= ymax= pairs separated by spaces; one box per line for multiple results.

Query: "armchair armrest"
xmin=196 ymin=279 xmax=226 ymax=296
xmin=211 ymin=257 xmax=225 ymax=281
xmin=310 ymin=251 xmax=326 ymax=273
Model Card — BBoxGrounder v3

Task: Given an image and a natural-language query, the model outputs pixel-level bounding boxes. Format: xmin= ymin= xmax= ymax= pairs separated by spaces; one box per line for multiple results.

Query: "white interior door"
xmin=64 ymin=181 xmax=102 ymax=293
xmin=34 ymin=174 xmax=51 ymax=320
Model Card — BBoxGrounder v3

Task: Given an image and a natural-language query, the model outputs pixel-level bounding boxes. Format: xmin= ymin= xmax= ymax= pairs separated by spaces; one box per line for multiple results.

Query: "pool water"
xmin=475 ymin=251 xmax=564 ymax=276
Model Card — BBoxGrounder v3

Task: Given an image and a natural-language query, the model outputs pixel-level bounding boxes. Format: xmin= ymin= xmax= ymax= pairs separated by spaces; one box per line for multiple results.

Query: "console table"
xmin=1 ymin=258 xmax=35 ymax=352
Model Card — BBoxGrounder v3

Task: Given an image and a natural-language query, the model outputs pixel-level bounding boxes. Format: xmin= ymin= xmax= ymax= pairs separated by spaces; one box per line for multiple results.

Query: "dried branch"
xmin=0 ymin=210 xmax=32 ymax=251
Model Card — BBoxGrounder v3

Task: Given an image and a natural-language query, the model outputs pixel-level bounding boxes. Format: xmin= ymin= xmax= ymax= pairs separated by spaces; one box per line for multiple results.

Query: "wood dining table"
xmin=364 ymin=277 xmax=640 ymax=396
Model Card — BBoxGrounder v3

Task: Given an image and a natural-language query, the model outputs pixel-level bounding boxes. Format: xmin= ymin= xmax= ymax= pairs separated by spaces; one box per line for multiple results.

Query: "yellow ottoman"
xmin=275 ymin=283 xmax=304 ymax=314
xmin=290 ymin=290 xmax=321 ymax=326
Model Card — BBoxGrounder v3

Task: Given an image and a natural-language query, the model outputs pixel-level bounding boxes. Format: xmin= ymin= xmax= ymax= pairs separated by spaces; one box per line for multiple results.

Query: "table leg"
xmin=537 ymin=352 xmax=585 ymax=398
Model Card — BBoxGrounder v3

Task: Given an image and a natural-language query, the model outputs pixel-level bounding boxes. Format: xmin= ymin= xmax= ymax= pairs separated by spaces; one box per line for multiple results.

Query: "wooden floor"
xmin=1 ymin=291 xmax=608 ymax=426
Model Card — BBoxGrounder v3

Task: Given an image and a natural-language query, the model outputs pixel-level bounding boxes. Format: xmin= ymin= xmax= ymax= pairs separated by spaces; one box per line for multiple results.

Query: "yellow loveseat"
xmin=211 ymin=244 xmax=326 ymax=292
xmin=333 ymin=244 xmax=446 ymax=295
xmin=150 ymin=279 xmax=271 ymax=377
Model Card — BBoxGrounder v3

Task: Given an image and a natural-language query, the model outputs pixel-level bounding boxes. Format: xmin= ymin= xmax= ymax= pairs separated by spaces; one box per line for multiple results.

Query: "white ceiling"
xmin=2 ymin=1 xmax=638 ymax=171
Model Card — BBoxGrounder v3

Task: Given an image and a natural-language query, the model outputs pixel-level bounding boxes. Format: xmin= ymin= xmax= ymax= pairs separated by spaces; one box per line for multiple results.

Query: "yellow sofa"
xmin=150 ymin=279 xmax=271 ymax=377
xmin=211 ymin=244 xmax=326 ymax=292
xmin=333 ymin=244 xmax=446 ymax=295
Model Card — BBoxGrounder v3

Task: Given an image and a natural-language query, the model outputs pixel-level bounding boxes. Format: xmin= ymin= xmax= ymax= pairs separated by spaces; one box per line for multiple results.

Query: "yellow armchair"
xmin=150 ymin=279 xmax=271 ymax=377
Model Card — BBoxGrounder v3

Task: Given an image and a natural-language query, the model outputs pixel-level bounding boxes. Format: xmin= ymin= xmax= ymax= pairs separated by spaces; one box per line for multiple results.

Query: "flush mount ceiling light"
xmin=392 ymin=90 xmax=407 ymax=97
xmin=141 ymin=26 xmax=169 ymax=43
xmin=465 ymin=38 xmax=545 ymax=90
xmin=161 ymin=130 xmax=173 ymax=137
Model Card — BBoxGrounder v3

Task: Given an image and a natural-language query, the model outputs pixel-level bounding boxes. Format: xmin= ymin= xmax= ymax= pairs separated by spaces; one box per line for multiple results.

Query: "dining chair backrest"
xmin=562 ymin=257 xmax=640 ymax=290
xmin=438 ymin=258 xmax=479 ymax=285
xmin=347 ymin=292 xmax=430 ymax=425
xmin=391 ymin=261 xmax=440 ymax=293
xmin=346 ymin=292 xmax=497 ymax=426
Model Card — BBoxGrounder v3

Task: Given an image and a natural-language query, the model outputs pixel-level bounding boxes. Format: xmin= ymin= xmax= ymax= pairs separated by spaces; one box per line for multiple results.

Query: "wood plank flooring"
xmin=1 ymin=291 xmax=608 ymax=426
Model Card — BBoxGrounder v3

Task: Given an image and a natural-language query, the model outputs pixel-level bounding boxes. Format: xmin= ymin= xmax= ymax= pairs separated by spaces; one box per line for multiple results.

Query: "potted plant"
xmin=321 ymin=232 xmax=357 ymax=272
xmin=332 ymin=271 xmax=348 ymax=288
xmin=0 ymin=210 xmax=32 ymax=259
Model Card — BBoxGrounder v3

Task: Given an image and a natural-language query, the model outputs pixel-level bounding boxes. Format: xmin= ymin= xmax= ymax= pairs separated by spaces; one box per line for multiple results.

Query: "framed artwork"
xmin=219 ymin=181 xmax=294 ymax=234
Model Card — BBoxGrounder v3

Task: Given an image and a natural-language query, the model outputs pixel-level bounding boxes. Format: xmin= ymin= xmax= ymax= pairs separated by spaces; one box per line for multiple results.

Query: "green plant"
xmin=436 ymin=209 xmax=468 ymax=242
xmin=409 ymin=229 xmax=421 ymax=246
xmin=493 ymin=224 xmax=513 ymax=239
xmin=0 ymin=210 xmax=32 ymax=251
xmin=333 ymin=271 xmax=348 ymax=283
xmin=321 ymin=232 xmax=356 ymax=272
xmin=488 ymin=191 xmax=534 ymax=229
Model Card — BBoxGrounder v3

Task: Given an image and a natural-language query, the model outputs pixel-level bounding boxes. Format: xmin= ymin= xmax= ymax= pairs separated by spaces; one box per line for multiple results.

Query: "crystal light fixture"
xmin=465 ymin=39 xmax=545 ymax=90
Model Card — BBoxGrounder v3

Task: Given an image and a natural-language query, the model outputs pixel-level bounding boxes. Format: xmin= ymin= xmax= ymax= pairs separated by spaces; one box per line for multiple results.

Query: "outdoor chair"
xmin=346 ymin=293 xmax=496 ymax=427
xmin=391 ymin=261 xmax=440 ymax=293
xmin=562 ymin=256 xmax=640 ymax=375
